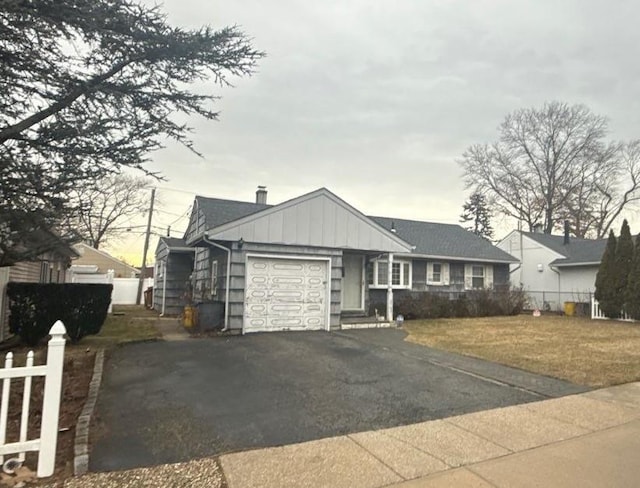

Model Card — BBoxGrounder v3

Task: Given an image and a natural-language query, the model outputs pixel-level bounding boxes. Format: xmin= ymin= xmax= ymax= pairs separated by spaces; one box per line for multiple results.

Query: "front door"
xmin=342 ymin=254 xmax=364 ymax=311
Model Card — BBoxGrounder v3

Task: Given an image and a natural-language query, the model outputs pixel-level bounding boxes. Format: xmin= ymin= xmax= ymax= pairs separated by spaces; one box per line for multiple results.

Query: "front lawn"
xmin=80 ymin=305 xmax=161 ymax=348
xmin=404 ymin=314 xmax=640 ymax=387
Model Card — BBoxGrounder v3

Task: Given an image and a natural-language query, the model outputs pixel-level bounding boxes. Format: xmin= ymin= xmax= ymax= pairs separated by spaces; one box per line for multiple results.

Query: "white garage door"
xmin=244 ymin=255 xmax=329 ymax=333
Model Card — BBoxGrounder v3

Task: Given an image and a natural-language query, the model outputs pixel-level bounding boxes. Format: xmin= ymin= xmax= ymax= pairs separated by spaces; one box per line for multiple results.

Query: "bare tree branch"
xmin=459 ymin=102 xmax=637 ymax=237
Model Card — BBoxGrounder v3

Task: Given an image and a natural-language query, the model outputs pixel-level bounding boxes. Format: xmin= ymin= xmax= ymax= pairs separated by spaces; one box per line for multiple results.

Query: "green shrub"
xmin=7 ymin=283 xmax=112 ymax=346
xmin=394 ymin=286 xmax=525 ymax=320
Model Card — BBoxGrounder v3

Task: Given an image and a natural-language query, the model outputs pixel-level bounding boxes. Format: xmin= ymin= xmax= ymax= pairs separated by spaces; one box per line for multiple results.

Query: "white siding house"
xmin=497 ymin=230 xmax=606 ymax=311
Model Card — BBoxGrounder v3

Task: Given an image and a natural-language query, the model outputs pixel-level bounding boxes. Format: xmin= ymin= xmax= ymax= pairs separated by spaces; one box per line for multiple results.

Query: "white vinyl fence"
xmin=69 ymin=270 xmax=154 ymax=309
xmin=0 ymin=322 xmax=66 ymax=477
xmin=591 ymin=298 xmax=633 ymax=321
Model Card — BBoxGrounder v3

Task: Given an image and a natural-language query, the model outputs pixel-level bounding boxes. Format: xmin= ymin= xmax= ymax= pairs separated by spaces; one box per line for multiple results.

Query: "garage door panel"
xmin=244 ymin=256 xmax=328 ymax=333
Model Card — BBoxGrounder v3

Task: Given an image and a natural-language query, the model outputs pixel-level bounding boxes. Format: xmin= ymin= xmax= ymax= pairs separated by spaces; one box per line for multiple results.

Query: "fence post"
xmin=107 ymin=270 xmax=115 ymax=314
xmin=37 ymin=321 xmax=66 ymax=477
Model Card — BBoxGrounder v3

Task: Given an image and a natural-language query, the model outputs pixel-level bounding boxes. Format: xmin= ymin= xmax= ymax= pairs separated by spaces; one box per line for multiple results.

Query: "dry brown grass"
xmin=404 ymin=314 xmax=640 ymax=387
xmin=79 ymin=305 xmax=161 ymax=348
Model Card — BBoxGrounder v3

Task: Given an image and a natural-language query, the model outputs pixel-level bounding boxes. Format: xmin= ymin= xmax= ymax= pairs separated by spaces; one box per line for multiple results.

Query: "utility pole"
xmin=137 ymin=188 xmax=156 ymax=305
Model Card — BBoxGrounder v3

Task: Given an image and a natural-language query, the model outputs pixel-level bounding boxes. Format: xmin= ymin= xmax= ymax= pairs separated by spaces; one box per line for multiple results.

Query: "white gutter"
xmin=202 ymin=233 xmax=231 ymax=331
xmin=392 ymin=252 xmax=518 ymax=264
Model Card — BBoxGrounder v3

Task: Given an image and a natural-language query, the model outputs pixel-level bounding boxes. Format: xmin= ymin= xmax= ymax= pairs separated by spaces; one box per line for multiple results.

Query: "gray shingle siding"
xmin=368 ymin=261 xmax=511 ymax=312
xmin=153 ymin=238 xmax=194 ymax=316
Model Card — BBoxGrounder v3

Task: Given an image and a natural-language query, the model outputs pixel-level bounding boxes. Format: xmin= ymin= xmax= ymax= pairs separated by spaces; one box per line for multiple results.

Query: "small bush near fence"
xmin=7 ymin=283 xmax=112 ymax=346
xmin=373 ymin=286 xmax=527 ymax=321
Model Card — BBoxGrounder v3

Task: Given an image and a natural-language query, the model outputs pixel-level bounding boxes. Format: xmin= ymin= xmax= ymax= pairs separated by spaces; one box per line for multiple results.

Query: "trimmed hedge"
xmin=7 ymin=283 xmax=112 ymax=346
xmin=371 ymin=286 xmax=527 ymax=321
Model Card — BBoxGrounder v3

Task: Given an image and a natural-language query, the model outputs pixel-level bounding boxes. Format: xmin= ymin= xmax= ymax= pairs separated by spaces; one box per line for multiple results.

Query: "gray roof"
xmin=157 ymin=236 xmax=194 ymax=253
xmin=160 ymin=237 xmax=189 ymax=248
xmin=189 ymin=195 xmax=516 ymax=262
xmin=371 ymin=216 xmax=518 ymax=263
xmin=523 ymin=232 xmax=607 ymax=266
xmin=195 ymin=196 xmax=271 ymax=229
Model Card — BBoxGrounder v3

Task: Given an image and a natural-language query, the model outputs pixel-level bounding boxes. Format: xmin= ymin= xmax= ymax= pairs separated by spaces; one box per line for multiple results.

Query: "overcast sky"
xmin=113 ymin=0 xmax=640 ymax=264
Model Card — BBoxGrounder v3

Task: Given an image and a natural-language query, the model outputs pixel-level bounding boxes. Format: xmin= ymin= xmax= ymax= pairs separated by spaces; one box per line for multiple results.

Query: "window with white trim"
xmin=210 ymin=260 xmax=218 ymax=296
xmin=471 ymin=265 xmax=484 ymax=289
xmin=427 ymin=262 xmax=450 ymax=286
xmin=464 ymin=264 xmax=493 ymax=290
xmin=368 ymin=259 xmax=412 ymax=288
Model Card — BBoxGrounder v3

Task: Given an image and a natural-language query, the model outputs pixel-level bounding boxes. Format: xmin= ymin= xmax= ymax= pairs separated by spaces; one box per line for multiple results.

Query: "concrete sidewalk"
xmin=220 ymin=382 xmax=640 ymax=488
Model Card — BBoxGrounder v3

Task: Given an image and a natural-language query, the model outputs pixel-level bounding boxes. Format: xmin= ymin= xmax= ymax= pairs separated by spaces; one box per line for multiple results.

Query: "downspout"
xmin=203 ymin=233 xmax=231 ymax=331
xmin=386 ymin=253 xmax=394 ymax=322
xmin=549 ymin=264 xmax=561 ymax=312
xmin=160 ymin=260 xmax=167 ymax=316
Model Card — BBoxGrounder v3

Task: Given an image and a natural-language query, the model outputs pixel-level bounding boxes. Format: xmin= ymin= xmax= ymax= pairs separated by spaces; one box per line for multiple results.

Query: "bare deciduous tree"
xmin=66 ymin=175 xmax=151 ymax=249
xmin=459 ymin=102 xmax=640 ymax=238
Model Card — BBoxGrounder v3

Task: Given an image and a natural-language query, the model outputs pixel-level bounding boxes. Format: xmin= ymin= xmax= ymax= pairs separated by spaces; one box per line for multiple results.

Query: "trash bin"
xmin=564 ymin=301 xmax=576 ymax=316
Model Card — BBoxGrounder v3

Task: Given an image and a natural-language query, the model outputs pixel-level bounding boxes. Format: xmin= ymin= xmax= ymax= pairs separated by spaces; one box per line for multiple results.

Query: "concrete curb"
xmin=73 ymin=348 xmax=105 ymax=476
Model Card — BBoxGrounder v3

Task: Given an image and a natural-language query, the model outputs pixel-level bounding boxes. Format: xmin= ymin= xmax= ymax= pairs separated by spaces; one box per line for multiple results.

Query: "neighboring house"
xmin=71 ymin=242 xmax=139 ymax=278
xmin=0 ymin=232 xmax=78 ymax=342
xmin=153 ymin=237 xmax=195 ymax=316
xmin=156 ymin=187 xmax=517 ymax=333
xmin=497 ymin=227 xmax=607 ymax=311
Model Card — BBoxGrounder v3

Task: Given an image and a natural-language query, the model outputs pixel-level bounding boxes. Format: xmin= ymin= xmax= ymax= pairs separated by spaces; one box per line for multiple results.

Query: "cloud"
xmin=113 ymin=0 xmax=640 ymax=262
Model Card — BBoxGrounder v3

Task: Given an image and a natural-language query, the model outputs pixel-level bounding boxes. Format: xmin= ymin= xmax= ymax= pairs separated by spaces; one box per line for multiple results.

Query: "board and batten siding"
xmin=225 ymin=243 xmax=343 ymax=331
xmin=206 ymin=191 xmax=410 ymax=253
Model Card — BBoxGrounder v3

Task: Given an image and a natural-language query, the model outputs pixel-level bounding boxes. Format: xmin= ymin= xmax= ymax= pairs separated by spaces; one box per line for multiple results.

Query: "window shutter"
xmin=426 ymin=262 xmax=433 ymax=285
xmin=464 ymin=264 xmax=473 ymax=290
xmin=485 ymin=265 xmax=494 ymax=289
xmin=442 ymin=263 xmax=450 ymax=285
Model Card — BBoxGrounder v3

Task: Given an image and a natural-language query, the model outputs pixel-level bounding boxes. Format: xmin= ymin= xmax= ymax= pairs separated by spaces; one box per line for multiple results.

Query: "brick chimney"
xmin=564 ymin=220 xmax=570 ymax=245
xmin=256 ymin=186 xmax=267 ymax=205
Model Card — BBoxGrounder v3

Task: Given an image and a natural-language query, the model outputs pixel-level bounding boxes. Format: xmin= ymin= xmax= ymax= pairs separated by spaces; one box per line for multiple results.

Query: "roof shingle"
xmin=522 ymin=232 xmax=607 ymax=266
xmin=370 ymin=216 xmax=518 ymax=263
xmin=195 ymin=196 xmax=271 ymax=229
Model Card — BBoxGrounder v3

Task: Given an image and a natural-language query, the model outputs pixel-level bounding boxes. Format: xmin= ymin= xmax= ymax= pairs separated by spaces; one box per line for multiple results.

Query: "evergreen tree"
xmin=0 ymin=0 xmax=264 ymax=265
xmin=614 ymin=220 xmax=634 ymax=315
xmin=460 ymin=192 xmax=494 ymax=240
xmin=595 ymin=230 xmax=618 ymax=317
xmin=625 ymin=234 xmax=640 ymax=320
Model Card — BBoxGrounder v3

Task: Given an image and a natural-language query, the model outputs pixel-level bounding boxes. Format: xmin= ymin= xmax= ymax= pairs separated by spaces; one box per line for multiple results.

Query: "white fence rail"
xmin=0 ymin=322 xmax=66 ymax=477
xmin=591 ymin=298 xmax=633 ymax=321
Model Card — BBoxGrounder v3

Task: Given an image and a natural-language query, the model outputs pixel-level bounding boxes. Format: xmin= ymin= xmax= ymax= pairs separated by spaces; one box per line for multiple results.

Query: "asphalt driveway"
xmin=90 ymin=328 xmax=588 ymax=472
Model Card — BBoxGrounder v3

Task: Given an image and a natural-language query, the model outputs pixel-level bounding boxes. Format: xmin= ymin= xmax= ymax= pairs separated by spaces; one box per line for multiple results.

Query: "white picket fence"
xmin=0 ymin=322 xmax=66 ymax=477
xmin=591 ymin=298 xmax=633 ymax=321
